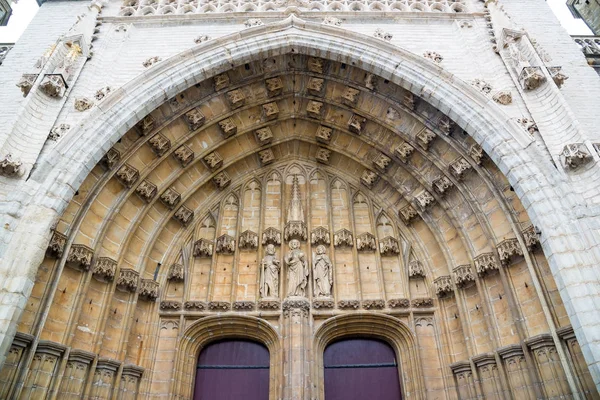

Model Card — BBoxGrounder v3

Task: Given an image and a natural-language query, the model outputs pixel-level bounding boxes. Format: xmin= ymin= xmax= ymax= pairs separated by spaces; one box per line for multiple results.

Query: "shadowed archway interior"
xmin=0 ymin=49 xmax=595 ymax=400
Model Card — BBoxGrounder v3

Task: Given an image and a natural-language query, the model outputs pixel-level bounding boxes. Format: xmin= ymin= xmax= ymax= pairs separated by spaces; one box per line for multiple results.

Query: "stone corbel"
xmin=560 ymin=143 xmax=592 ymax=170
xmin=547 ymin=66 xmax=568 ymax=88
xmin=0 ymin=154 xmax=23 ymax=177
xmin=40 ymin=74 xmax=67 ymax=98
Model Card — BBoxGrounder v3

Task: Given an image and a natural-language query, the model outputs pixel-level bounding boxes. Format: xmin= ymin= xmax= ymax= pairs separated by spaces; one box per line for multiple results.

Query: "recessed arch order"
xmin=1 ymin=13 xmax=597 ymax=388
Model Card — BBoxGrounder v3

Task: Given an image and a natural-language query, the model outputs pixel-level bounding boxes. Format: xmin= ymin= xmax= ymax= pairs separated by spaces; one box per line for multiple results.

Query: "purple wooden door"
xmin=324 ymin=338 xmax=402 ymax=400
xmin=194 ymin=340 xmax=270 ymax=400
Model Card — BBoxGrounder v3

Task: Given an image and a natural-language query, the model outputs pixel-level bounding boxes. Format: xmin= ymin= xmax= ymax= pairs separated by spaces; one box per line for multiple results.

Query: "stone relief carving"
xmin=184 ymin=301 xmax=206 ymax=311
xmin=49 ymin=124 xmax=70 ymax=141
xmin=203 ymin=152 xmax=223 ymax=170
xmin=116 ymin=164 xmax=139 ymax=188
xmin=497 ymin=238 xmax=523 ymax=266
xmin=560 ymin=143 xmax=592 ymax=170
xmin=244 ymin=18 xmax=263 ymax=28
xmin=373 ymin=28 xmax=393 ymax=42
xmin=260 ymin=244 xmax=280 ymax=299
xmin=135 ymin=180 xmax=157 ymax=203
xmin=137 ymin=115 xmax=155 ymax=136
xmin=338 ymin=300 xmax=360 ymax=310
xmin=434 ymin=276 xmax=453 ymax=298
xmin=226 ymin=89 xmax=246 ymax=108
xmin=313 ymin=245 xmax=333 ymax=297
xmin=307 ymin=100 xmax=324 ymax=118
xmin=167 ymin=263 xmax=184 ymax=281
xmin=213 ymin=171 xmax=231 ymax=190
xmin=258 ymin=149 xmax=275 ymax=165
xmin=453 ymin=265 xmax=475 ymax=288
xmin=315 ymin=125 xmax=333 ymax=144
xmin=412 ymin=298 xmax=434 ymax=308
xmin=307 ymin=57 xmax=325 ymax=74
xmin=416 ymin=129 xmax=435 ymax=150
xmin=307 ymin=77 xmax=325 ymax=96
xmin=348 ymin=114 xmax=367 ymax=134
xmin=313 ymin=299 xmax=335 ymax=309
xmin=74 ymin=97 xmax=94 ymax=112
xmin=139 ymin=279 xmax=159 ymax=301
xmin=173 ymin=205 xmax=193 ymax=227
xmin=218 ymin=118 xmax=237 ymax=138
xmin=409 ymin=260 xmax=425 ymax=278
xmin=214 ymin=73 xmax=230 ymax=91
xmin=173 ymin=145 xmax=194 ymax=167
xmin=148 ymin=133 xmax=171 ymax=157
xmin=414 ymin=189 xmax=435 ymax=211
xmin=449 ymin=157 xmax=472 ymax=180
xmin=284 ymin=175 xmax=308 ymax=241
xmin=208 ymin=301 xmax=231 ymax=311
xmin=432 ymin=176 xmax=453 ymax=196
xmin=469 ymin=144 xmax=484 ymax=165
xmin=66 ymin=244 xmax=94 ymax=271
xmin=388 ymin=298 xmax=410 ymax=308
xmin=334 ymin=229 xmax=353 ymax=248
xmin=322 ymin=16 xmax=342 ymax=26
xmin=265 ymin=77 xmax=283 ymax=97
xmin=474 ymin=253 xmax=498 ymax=277
xmin=215 ymin=234 xmax=236 ymax=254
xmin=94 ymin=86 xmax=111 ymax=101
xmin=255 ymin=127 xmax=274 ymax=145
xmin=522 ymin=225 xmax=540 ymax=251
xmin=373 ymin=153 xmax=391 ymax=172
xmin=16 ymin=74 xmax=37 ymax=96
xmin=285 ymin=239 xmax=309 ymax=297
xmin=360 ymin=169 xmax=379 ymax=189
xmin=263 ymin=102 xmax=279 ymax=120
xmin=160 ymin=187 xmax=181 ymax=209
xmin=282 ymin=298 xmax=310 ymax=318
xmin=233 ymin=301 xmax=255 ymax=311
xmin=547 ymin=66 xmax=568 ymax=88
xmin=399 ymin=205 xmax=418 ymax=225
xmin=116 ymin=269 xmax=139 ymax=292
xmin=160 ymin=301 xmax=181 ymax=311
xmin=362 ymin=299 xmax=385 ymax=309
xmin=92 ymin=257 xmax=117 ymax=281
xmin=258 ymin=300 xmax=280 ymax=310
xmin=315 ymin=148 xmax=331 ymax=164
xmin=0 ymin=154 xmax=23 ymax=177
xmin=238 ymin=230 xmax=259 ymax=250
xmin=379 ymin=236 xmax=400 ymax=256
xmin=142 ymin=56 xmax=161 ymax=68
xmin=262 ymin=227 xmax=282 ymax=246
xmin=356 ymin=232 xmax=377 ymax=252
xmin=341 ymin=86 xmax=360 ymax=106
xmin=364 ymin=73 xmax=377 ymax=90
xmin=40 ymin=75 xmax=66 ymax=98
xmin=423 ymin=51 xmax=443 ymax=64
xmin=47 ymin=230 xmax=67 ymax=258
xmin=184 ymin=108 xmax=205 ymax=130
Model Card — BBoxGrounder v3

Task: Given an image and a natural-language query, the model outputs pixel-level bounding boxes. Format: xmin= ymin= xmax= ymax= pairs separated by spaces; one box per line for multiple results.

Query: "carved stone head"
xmin=315 ymin=244 xmax=326 ymax=255
xmin=289 ymin=239 xmax=300 ymax=250
xmin=266 ymin=243 xmax=276 ymax=255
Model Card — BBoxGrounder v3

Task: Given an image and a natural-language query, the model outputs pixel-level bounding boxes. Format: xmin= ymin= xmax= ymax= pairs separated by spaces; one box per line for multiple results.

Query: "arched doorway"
xmin=194 ymin=339 xmax=270 ymax=400
xmin=324 ymin=338 xmax=402 ymax=400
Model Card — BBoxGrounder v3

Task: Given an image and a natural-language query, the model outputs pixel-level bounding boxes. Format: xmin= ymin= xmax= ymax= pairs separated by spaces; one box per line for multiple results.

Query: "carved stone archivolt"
xmin=173 ymin=205 xmax=193 ymax=227
xmin=238 ymin=230 xmax=259 ymax=250
xmin=262 ymin=227 xmax=282 ymax=246
xmin=434 ymin=276 xmax=453 ymax=298
xmin=474 ymin=253 xmax=498 ymax=277
xmin=66 ymin=244 xmax=94 ymax=271
xmin=311 ymin=226 xmax=330 ymax=246
xmin=453 ymin=265 xmax=475 ymax=289
xmin=116 ymin=269 xmax=139 ymax=293
xmin=92 ymin=257 xmax=117 ymax=281
xmin=167 ymin=263 xmax=184 ymax=281
xmin=356 ymin=232 xmax=377 ymax=252
xmin=497 ymin=238 xmax=524 ymax=266
xmin=333 ymin=229 xmax=353 ymax=248
xmin=315 ymin=148 xmax=331 ymax=164
xmin=258 ymin=300 xmax=280 ymax=310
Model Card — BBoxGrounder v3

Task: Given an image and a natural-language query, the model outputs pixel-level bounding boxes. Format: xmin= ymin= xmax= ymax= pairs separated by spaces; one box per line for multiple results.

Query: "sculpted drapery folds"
xmin=260 ymin=244 xmax=280 ymax=298
xmin=285 ymin=239 xmax=309 ymax=297
xmin=313 ymin=245 xmax=333 ymax=297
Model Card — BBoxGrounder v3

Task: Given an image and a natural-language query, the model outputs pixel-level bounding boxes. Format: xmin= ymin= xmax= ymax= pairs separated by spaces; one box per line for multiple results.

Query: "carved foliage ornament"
xmin=184 ymin=301 xmax=206 ymax=311
xmin=388 ymin=298 xmax=410 ymax=309
xmin=348 ymin=114 xmax=367 ymax=134
xmin=338 ymin=300 xmax=360 ymax=310
xmin=116 ymin=164 xmax=139 ymax=188
xmin=547 ymin=66 xmax=568 ymax=88
xmin=395 ymin=142 xmax=414 ymax=163
xmin=203 ymin=152 xmax=223 ymax=170
xmin=519 ymin=66 xmax=546 ymax=91
xmin=40 ymin=75 xmax=66 ymax=98
xmin=74 ymin=97 xmax=94 ymax=112
xmin=160 ymin=187 xmax=181 ymax=209
xmin=258 ymin=149 xmax=275 ymax=165
xmin=47 ymin=230 xmax=67 ymax=258
xmin=16 ymin=74 xmax=37 ymax=96
xmin=412 ymin=298 xmax=434 ymax=308
xmin=360 ymin=170 xmax=379 ymax=189
xmin=322 ymin=16 xmax=342 ymax=26
xmin=306 ymin=100 xmax=324 ymax=118
xmin=282 ymin=299 xmax=310 ymax=318
xmin=415 ymin=190 xmax=435 ymax=211
xmin=218 ymin=118 xmax=237 ymax=138
xmin=135 ymin=180 xmax=157 ymax=203
xmin=408 ymin=260 xmax=425 ymax=279
xmin=213 ymin=171 xmax=231 ymax=190
xmin=522 ymin=225 xmax=540 ymax=251
xmin=137 ymin=115 xmax=155 ymax=136
xmin=373 ymin=28 xmax=393 ymax=42
xmin=432 ymin=176 xmax=453 ymax=196
xmin=149 ymin=134 xmax=171 ymax=157
xmin=316 ymin=126 xmax=332 ymax=144
xmin=173 ymin=145 xmax=194 ymax=167
xmin=209 ymin=301 xmax=231 ymax=311
xmin=255 ymin=127 xmax=274 ymax=145
xmin=423 ymin=51 xmax=443 ymax=64
xmin=184 ymin=108 xmax=205 ymax=130
xmin=449 ymin=157 xmax=472 ymax=180
xmin=160 ymin=301 xmax=181 ymax=311
xmin=363 ymin=299 xmax=385 ymax=310
xmin=416 ymin=129 xmax=435 ymax=150
xmin=193 ymin=238 xmax=214 ymax=257
xmin=214 ymin=73 xmax=230 ymax=91
xmin=49 ymin=124 xmax=70 ymax=141
xmin=263 ymin=102 xmax=279 ymax=120
xmin=265 ymin=77 xmax=283 ymax=97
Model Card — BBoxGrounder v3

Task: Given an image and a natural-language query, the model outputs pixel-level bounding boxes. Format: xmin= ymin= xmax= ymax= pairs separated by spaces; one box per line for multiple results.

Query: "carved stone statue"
xmin=313 ymin=245 xmax=333 ymax=297
xmin=260 ymin=244 xmax=280 ymax=298
xmin=285 ymin=239 xmax=309 ymax=297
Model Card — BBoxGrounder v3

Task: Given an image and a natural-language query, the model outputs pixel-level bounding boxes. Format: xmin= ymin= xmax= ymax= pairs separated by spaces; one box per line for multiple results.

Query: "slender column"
xmin=282 ymin=298 xmax=311 ymax=400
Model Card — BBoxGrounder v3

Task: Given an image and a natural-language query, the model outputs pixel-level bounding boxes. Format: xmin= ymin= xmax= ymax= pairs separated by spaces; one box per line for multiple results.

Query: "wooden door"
xmin=194 ymin=340 xmax=269 ymax=400
xmin=324 ymin=338 xmax=402 ymax=400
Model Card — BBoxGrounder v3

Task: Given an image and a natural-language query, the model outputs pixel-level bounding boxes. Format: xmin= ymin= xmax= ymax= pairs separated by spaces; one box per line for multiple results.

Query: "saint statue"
xmin=284 ymin=239 xmax=309 ymax=297
xmin=260 ymin=244 xmax=280 ymax=298
xmin=313 ymin=245 xmax=333 ymax=297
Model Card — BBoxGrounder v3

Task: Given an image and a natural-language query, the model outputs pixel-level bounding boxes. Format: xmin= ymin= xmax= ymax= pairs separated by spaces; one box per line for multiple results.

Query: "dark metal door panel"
xmin=194 ymin=340 xmax=270 ymax=400
xmin=324 ymin=339 xmax=402 ymax=400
